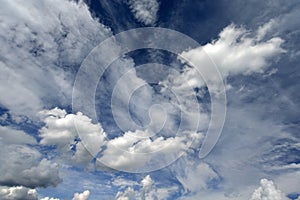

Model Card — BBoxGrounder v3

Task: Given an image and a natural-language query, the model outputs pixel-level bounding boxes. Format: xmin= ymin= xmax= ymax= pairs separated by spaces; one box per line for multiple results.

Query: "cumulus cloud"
xmin=38 ymin=108 xmax=106 ymax=164
xmin=38 ymin=107 xmax=204 ymax=172
xmin=115 ymin=175 xmax=175 ymax=200
xmin=250 ymin=179 xmax=288 ymax=200
xmin=0 ymin=126 xmax=61 ymax=188
xmin=0 ymin=0 xmax=111 ymax=118
xmin=0 ymin=186 xmax=38 ymax=200
xmin=0 ymin=186 xmax=90 ymax=200
xmin=72 ymin=190 xmax=90 ymax=200
xmin=162 ymin=22 xmax=285 ymax=94
xmin=98 ymin=130 xmax=203 ymax=172
xmin=128 ymin=0 xmax=159 ymax=25
xmin=0 ymin=146 xmax=61 ymax=188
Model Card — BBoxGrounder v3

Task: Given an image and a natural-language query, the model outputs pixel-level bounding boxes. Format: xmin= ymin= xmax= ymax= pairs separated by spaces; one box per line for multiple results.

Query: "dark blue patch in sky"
xmin=288 ymin=193 xmax=300 ymax=200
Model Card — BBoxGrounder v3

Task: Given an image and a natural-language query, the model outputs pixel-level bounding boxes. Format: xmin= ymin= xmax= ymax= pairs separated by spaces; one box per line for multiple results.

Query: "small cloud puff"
xmin=128 ymin=0 xmax=159 ymax=25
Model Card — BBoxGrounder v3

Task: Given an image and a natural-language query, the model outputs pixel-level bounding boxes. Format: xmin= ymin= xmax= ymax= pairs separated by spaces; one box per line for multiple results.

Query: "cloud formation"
xmin=115 ymin=175 xmax=176 ymax=200
xmin=128 ymin=0 xmax=159 ymax=25
xmin=0 ymin=186 xmax=38 ymax=200
xmin=250 ymin=179 xmax=288 ymax=200
xmin=99 ymin=130 xmax=203 ymax=171
xmin=72 ymin=190 xmax=90 ymax=200
xmin=0 ymin=0 xmax=111 ymax=118
xmin=0 ymin=126 xmax=61 ymax=188
xmin=0 ymin=186 xmax=90 ymax=200
xmin=38 ymin=108 xmax=106 ymax=165
xmin=39 ymin=107 xmax=204 ymax=172
xmin=163 ymin=23 xmax=285 ymax=94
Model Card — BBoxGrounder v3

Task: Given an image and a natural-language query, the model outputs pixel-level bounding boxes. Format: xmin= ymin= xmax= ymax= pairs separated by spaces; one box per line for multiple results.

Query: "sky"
xmin=0 ymin=0 xmax=299 ymax=199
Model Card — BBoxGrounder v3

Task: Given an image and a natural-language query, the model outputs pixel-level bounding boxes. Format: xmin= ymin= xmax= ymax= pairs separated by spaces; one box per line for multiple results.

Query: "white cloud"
xmin=0 ymin=0 xmax=111 ymax=118
xmin=250 ymin=179 xmax=288 ymax=200
xmin=0 ymin=126 xmax=36 ymax=145
xmin=0 ymin=146 xmax=61 ymax=188
xmin=0 ymin=186 xmax=90 ymax=200
xmin=163 ymin=23 xmax=285 ymax=95
xmin=175 ymin=161 xmax=219 ymax=193
xmin=115 ymin=175 xmax=175 ymax=200
xmin=98 ymin=130 xmax=203 ymax=172
xmin=0 ymin=186 xmax=38 ymax=200
xmin=273 ymin=171 xmax=300 ymax=197
xmin=128 ymin=0 xmax=159 ymax=25
xmin=38 ymin=107 xmax=204 ymax=172
xmin=0 ymin=126 xmax=61 ymax=188
xmin=38 ymin=108 xmax=106 ymax=164
xmin=72 ymin=190 xmax=90 ymax=200
xmin=40 ymin=198 xmax=60 ymax=200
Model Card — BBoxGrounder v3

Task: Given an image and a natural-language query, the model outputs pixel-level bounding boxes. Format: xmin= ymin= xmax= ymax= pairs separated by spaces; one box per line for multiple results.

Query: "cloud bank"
xmin=0 ymin=0 xmax=111 ymax=118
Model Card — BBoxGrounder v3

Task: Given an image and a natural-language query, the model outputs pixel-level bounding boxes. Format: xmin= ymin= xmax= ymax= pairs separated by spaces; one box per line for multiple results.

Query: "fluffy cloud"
xmin=250 ymin=179 xmax=288 ymax=200
xmin=38 ymin=108 xmax=106 ymax=164
xmin=38 ymin=107 xmax=204 ymax=172
xmin=0 ymin=126 xmax=61 ymax=188
xmin=72 ymin=190 xmax=90 ymax=200
xmin=98 ymin=130 xmax=203 ymax=172
xmin=0 ymin=186 xmax=38 ymax=200
xmin=0 ymin=186 xmax=90 ymax=200
xmin=163 ymin=22 xmax=285 ymax=94
xmin=115 ymin=175 xmax=175 ymax=200
xmin=0 ymin=0 xmax=111 ymax=118
xmin=128 ymin=0 xmax=159 ymax=25
xmin=0 ymin=146 xmax=61 ymax=188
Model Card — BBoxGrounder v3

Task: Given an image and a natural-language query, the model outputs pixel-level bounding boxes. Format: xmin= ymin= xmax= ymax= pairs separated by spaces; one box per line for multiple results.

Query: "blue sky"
xmin=0 ymin=0 xmax=299 ymax=199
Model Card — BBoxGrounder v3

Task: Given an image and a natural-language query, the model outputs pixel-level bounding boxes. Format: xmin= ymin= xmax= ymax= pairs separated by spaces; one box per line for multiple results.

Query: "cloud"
xmin=72 ymin=190 xmax=90 ymax=200
xmin=273 ymin=171 xmax=300 ymax=198
xmin=0 ymin=0 xmax=111 ymax=118
xmin=115 ymin=175 xmax=176 ymax=200
xmin=250 ymin=179 xmax=289 ymax=200
xmin=38 ymin=108 xmax=106 ymax=165
xmin=0 ymin=126 xmax=36 ymax=145
xmin=0 ymin=147 xmax=61 ymax=188
xmin=175 ymin=161 xmax=219 ymax=193
xmin=38 ymin=107 xmax=204 ymax=172
xmin=98 ymin=130 xmax=203 ymax=172
xmin=162 ymin=22 xmax=285 ymax=95
xmin=0 ymin=126 xmax=61 ymax=188
xmin=128 ymin=0 xmax=159 ymax=25
xmin=0 ymin=186 xmax=38 ymax=200
xmin=0 ymin=186 xmax=90 ymax=200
